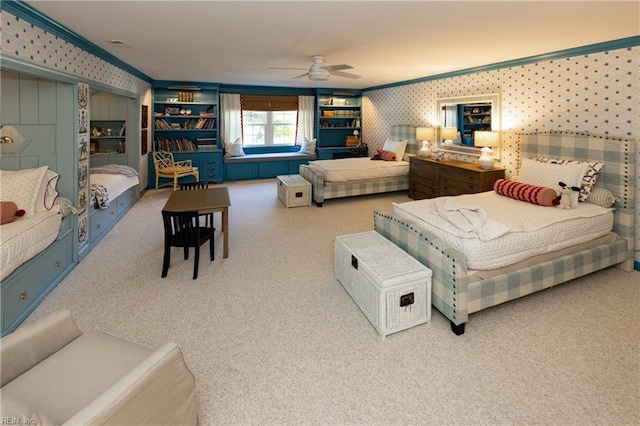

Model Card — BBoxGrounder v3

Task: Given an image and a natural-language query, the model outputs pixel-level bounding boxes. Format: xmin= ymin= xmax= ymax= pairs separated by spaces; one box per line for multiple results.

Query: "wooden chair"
xmin=180 ymin=181 xmax=214 ymax=230
xmin=161 ymin=210 xmax=215 ymax=280
xmin=152 ymin=150 xmax=199 ymax=191
xmin=179 ymin=181 xmax=209 ymax=190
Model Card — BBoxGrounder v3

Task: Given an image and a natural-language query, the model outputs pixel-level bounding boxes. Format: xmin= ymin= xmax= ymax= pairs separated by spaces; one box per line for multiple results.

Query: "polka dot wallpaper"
xmin=1 ymin=11 xmax=150 ymax=96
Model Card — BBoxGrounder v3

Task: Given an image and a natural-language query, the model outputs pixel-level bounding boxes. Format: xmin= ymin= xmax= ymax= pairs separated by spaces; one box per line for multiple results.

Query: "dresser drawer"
xmin=90 ymin=205 xmax=117 ymax=243
xmin=409 ymin=182 xmax=440 ymax=199
xmin=440 ymin=174 xmax=481 ymax=195
xmin=115 ymin=188 xmax=137 ymax=215
xmin=2 ymin=233 xmax=73 ymax=333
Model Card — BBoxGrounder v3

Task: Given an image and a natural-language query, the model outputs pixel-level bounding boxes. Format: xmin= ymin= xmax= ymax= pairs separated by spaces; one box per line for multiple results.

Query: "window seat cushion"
xmin=223 ymin=152 xmax=317 ymax=164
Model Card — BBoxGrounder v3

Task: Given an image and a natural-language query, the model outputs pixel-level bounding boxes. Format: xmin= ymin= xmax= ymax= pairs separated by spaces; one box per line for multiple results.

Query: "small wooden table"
xmin=163 ymin=187 xmax=231 ymax=258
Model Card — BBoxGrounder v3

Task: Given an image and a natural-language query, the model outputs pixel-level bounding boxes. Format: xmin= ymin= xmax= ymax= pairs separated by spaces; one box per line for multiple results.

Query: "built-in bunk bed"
xmin=374 ymin=131 xmax=636 ymax=335
xmin=0 ymin=166 xmax=76 ymax=336
xmin=300 ymin=125 xmax=416 ymax=206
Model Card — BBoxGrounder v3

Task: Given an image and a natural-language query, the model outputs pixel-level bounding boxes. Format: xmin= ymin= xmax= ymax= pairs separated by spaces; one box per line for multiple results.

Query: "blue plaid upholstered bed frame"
xmin=299 ymin=125 xmax=417 ymax=206
xmin=374 ymin=132 xmax=636 ymax=335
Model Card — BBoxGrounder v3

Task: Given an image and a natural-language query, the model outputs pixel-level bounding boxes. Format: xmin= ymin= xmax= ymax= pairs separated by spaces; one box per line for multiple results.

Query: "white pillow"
xmin=224 ymin=137 xmax=245 ymax=158
xmin=36 ymin=169 xmax=60 ymax=211
xmin=300 ymin=137 xmax=316 ymax=155
xmin=0 ymin=166 xmax=49 ymax=218
xmin=517 ymin=158 xmax=589 ymax=206
xmin=534 ymin=157 xmax=604 ymax=202
xmin=382 ymin=139 xmax=408 ymax=162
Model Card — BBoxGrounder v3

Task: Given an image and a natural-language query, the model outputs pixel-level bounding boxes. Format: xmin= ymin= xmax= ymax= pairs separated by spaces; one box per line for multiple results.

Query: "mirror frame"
xmin=436 ymin=93 xmax=501 ymax=157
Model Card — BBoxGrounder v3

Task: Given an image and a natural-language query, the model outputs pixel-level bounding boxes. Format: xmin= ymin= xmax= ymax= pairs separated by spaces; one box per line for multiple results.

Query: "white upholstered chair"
xmin=152 ymin=150 xmax=199 ymax=191
xmin=0 ymin=310 xmax=198 ymax=425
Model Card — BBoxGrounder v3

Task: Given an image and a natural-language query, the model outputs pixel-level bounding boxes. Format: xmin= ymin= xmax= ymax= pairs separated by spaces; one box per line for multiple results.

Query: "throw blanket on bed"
xmin=432 ymin=197 xmax=509 ymax=241
xmin=91 ymin=184 xmax=109 ymax=209
xmin=90 ymin=164 xmax=139 ymax=177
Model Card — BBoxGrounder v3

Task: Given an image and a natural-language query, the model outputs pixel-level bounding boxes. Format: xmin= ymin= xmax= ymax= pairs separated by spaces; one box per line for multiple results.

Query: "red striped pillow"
xmin=494 ymin=179 xmax=557 ymax=206
xmin=371 ymin=149 xmax=396 ymax=161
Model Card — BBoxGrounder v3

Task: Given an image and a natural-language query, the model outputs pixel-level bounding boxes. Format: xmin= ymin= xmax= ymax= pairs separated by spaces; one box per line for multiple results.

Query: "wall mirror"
xmin=436 ymin=93 xmax=501 ymax=157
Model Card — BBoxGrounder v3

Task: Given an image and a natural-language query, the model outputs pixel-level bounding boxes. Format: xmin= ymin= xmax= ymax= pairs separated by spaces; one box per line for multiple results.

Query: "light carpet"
xmin=26 ymin=179 xmax=639 ymax=425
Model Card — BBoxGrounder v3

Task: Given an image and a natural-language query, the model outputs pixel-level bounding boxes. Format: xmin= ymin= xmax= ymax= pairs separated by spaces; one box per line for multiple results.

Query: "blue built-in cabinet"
xmin=149 ymin=85 xmax=365 ymax=183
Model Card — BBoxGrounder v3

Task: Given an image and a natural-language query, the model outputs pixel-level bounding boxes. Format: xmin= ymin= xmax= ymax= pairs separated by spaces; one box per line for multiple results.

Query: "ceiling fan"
xmin=269 ymin=55 xmax=361 ymax=81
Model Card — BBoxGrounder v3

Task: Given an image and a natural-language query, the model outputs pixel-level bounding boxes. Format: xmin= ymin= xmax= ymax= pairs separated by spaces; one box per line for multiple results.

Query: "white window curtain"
xmin=297 ymin=95 xmax=315 ymax=143
xmin=221 ymin=93 xmax=242 ymax=145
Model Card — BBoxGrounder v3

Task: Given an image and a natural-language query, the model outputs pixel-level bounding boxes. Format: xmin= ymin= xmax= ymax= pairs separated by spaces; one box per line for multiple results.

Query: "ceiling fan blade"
xmin=324 ymin=64 xmax=353 ymax=72
xmin=292 ymin=72 xmax=309 ymax=79
xmin=329 ymin=70 xmax=361 ymax=79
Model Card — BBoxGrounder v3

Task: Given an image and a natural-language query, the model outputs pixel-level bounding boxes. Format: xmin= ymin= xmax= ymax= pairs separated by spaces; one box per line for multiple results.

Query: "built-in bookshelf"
xmin=89 ymin=120 xmax=126 ymax=155
xmin=316 ymin=89 xmax=363 ymax=158
xmin=152 ymin=82 xmax=220 ymax=152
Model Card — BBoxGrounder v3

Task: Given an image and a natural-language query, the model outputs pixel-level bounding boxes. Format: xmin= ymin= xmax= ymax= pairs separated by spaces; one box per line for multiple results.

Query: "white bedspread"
xmin=1 ymin=207 xmax=61 ymax=281
xmin=393 ymin=191 xmax=614 ymax=270
xmin=307 ymin=157 xmax=409 ymax=182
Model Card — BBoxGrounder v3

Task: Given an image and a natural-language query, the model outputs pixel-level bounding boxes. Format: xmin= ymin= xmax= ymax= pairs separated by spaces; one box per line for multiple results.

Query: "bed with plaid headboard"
xmin=299 ymin=125 xmax=417 ymax=206
xmin=374 ymin=131 xmax=636 ymax=335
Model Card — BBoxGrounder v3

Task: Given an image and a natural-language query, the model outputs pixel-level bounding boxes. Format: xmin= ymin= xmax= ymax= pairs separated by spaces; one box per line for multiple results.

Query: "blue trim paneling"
xmin=635 ymin=260 xmax=640 ymax=272
xmin=2 ymin=0 xmax=152 ymax=83
xmin=364 ymin=36 xmax=640 ymax=91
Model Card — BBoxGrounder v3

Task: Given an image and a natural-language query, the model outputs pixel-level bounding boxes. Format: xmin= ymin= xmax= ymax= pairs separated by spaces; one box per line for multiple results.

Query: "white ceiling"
xmin=24 ymin=1 xmax=640 ymax=90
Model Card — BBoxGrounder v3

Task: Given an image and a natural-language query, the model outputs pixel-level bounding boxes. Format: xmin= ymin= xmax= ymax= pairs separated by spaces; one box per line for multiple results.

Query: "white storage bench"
xmin=335 ymin=231 xmax=432 ymax=337
xmin=277 ymin=174 xmax=311 ymax=208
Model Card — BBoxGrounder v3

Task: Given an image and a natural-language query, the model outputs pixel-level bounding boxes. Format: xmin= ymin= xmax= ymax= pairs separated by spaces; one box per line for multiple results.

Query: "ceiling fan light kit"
xmin=270 ymin=55 xmax=361 ymax=81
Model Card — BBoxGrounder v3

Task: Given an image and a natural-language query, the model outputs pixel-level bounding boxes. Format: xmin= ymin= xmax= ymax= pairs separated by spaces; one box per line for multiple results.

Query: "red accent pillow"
xmin=494 ymin=179 xmax=557 ymax=206
xmin=0 ymin=201 xmax=26 ymax=224
xmin=371 ymin=149 xmax=396 ymax=161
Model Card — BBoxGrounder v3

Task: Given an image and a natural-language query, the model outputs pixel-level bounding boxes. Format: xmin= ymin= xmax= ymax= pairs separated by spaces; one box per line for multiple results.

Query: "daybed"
xmin=83 ymin=165 xmax=140 ymax=254
xmin=374 ymin=132 xmax=636 ymax=335
xmin=0 ymin=166 xmax=76 ymax=336
xmin=300 ymin=125 xmax=416 ymax=206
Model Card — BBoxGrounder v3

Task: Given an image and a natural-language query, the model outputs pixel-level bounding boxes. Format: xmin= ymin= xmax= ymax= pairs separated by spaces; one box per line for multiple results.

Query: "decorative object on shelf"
xmin=473 ymin=131 xmax=499 ymax=169
xmin=353 ymin=129 xmax=359 ymax=141
xmin=433 ymin=150 xmax=446 ymax=161
xmin=90 ymin=140 xmax=98 ymax=154
xmin=416 ymin=127 xmax=435 ymax=157
xmin=440 ymin=127 xmax=458 ymax=145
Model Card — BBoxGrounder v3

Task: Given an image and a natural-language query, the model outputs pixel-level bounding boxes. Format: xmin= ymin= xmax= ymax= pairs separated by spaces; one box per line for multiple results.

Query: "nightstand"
xmin=409 ymin=157 xmax=505 ymax=200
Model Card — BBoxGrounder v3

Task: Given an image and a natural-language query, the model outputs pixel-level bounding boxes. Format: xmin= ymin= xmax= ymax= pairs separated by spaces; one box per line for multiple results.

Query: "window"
xmin=241 ymin=95 xmax=298 ymax=146
xmin=242 ymin=110 xmax=297 ymax=146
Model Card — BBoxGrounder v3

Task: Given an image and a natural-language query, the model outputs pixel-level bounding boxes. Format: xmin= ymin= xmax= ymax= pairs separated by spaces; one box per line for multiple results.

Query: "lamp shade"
xmin=474 ymin=131 xmax=499 ymax=148
xmin=416 ymin=127 xmax=435 ymax=141
xmin=440 ymin=127 xmax=458 ymax=140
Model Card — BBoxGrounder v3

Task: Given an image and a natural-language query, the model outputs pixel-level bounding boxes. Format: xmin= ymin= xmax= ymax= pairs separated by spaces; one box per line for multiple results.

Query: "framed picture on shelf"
xmin=164 ymin=106 xmax=180 ymax=115
xmin=141 ymin=105 xmax=148 ymax=129
xmin=90 ymin=139 xmax=99 ymax=154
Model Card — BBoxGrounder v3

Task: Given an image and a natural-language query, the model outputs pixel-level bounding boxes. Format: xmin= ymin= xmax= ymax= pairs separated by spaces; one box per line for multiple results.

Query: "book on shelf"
xmin=197 ymin=144 xmax=218 ymax=151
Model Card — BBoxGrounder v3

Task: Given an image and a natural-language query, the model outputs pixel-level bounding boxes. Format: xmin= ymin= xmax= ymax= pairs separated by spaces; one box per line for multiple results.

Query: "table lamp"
xmin=416 ymin=127 xmax=435 ymax=157
xmin=473 ymin=131 xmax=499 ymax=169
xmin=440 ymin=127 xmax=458 ymax=145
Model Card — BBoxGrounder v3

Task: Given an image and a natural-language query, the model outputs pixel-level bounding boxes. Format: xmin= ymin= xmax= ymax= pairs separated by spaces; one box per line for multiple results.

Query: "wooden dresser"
xmin=409 ymin=157 xmax=505 ymax=200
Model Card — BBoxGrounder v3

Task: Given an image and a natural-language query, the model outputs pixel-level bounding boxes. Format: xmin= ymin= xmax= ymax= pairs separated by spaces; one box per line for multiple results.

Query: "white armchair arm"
xmin=66 ymin=343 xmax=198 ymax=425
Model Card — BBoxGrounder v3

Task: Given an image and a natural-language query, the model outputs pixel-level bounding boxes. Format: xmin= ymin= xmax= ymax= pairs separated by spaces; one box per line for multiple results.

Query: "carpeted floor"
xmin=27 ymin=179 xmax=639 ymax=425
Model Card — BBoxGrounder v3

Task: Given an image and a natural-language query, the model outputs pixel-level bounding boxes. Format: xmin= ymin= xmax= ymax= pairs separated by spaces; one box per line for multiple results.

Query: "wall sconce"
xmin=0 ymin=125 xmax=29 ymax=154
xmin=416 ymin=127 xmax=435 ymax=157
xmin=473 ymin=131 xmax=500 ymax=169
xmin=440 ymin=127 xmax=458 ymax=145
